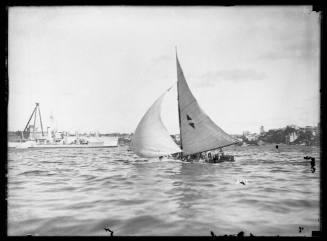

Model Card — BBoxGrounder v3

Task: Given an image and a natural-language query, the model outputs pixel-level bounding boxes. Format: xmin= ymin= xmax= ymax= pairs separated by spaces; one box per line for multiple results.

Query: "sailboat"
xmin=131 ymin=51 xmax=238 ymax=161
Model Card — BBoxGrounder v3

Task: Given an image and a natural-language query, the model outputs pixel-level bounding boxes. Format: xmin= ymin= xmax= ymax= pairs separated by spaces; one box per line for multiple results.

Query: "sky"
xmin=8 ymin=6 xmax=320 ymax=135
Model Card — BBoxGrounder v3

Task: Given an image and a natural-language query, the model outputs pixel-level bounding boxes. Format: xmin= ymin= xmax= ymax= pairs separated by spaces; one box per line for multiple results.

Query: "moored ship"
xmin=8 ymin=103 xmax=118 ymax=149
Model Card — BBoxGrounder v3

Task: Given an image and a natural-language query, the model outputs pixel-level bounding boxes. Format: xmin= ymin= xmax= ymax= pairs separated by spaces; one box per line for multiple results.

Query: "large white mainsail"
xmin=131 ymin=88 xmax=181 ymax=158
xmin=176 ymin=54 xmax=238 ymax=156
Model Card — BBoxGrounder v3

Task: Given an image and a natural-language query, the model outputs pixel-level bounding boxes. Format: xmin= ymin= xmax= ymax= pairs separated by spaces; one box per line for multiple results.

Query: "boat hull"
xmin=8 ymin=138 xmax=119 ymax=149
xmin=9 ymin=144 xmax=118 ymax=149
xmin=26 ymin=144 xmax=117 ymax=149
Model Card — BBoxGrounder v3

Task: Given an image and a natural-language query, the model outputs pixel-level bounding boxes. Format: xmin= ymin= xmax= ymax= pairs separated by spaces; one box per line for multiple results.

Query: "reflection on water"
xmin=8 ymin=144 xmax=320 ymax=236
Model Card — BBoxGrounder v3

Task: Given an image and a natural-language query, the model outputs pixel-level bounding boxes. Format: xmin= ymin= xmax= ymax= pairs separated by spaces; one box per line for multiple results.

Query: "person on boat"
xmin=200 ymin=152 xmax=206 ymax=162
xmin=172 ymin=153 xmax=180 ymax=159
xmin=179 ymin=153 xmax=183 ymax=160
xmin=193 ymin=153 xmax=201 ymax=161
xmin=218 ymin=148 xmax=224 ymax=160
xmin=219 ymin=148 xmax=224 ymax=154
xmin=207 ymin=152 xmax=212 ymax=162
xmin=213 ymin=153 xmax=218 ymax=162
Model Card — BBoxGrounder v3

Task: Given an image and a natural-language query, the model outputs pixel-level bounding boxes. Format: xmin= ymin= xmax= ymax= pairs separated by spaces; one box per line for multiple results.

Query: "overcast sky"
xmin=8 ymin=6 xmax=320 ymax=134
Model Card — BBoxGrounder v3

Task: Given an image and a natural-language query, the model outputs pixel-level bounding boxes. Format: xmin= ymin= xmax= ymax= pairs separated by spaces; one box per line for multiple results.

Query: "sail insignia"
xmin=186 ymin=114 xmax=195 ymax=128
xmin=189 ymin=123 xmax=195 ymax=129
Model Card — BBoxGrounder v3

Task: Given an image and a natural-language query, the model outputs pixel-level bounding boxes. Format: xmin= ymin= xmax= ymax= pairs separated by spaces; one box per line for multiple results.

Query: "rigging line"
xmin=177 ymin=83 xmax=183 ymax=153
xmin=23 ymin=104 xmax=38 ymax=133
xmin=33 ymin=105 xmax=38 ymax=137
xmin=38 ymin=104 xmax=44 ymax=136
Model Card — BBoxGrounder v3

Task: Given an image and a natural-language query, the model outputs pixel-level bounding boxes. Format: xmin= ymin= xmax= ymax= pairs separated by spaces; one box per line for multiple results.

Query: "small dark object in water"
xmin=159 ymin=156 xmax=163 ymax=160
xmin=275 ymin=145 xmax=278 ymax=149
xmin=104 ymin=226 xmax=114 ymax=236
xmin=210 ymin=231 xmax=216 ymax=237
xmin=310 ymin=157 xmax=316 ymax=172
xmin=237 ymin=231 xmax=244 ymax=237
xmin=299 ymin=226 xmax=304 ymax=233
xmin=240 ymin=181 xmax=246 ymax=185
xmin=304 ymin=156 xmax=311 ymax=160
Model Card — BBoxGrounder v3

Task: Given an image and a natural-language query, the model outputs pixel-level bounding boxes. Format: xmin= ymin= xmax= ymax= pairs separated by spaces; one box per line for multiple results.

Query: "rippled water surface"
xmin=8 ymin=144 xmax=320 ymax=236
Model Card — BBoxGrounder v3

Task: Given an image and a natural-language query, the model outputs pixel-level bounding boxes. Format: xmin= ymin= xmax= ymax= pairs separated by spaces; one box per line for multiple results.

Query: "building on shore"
xmin=243 ymin=130 xmax=250 ymax=137
xmin=260 ymin=126 xmax=265 ymax=135
xmin=242 ymin=131 xmax=259 ymax=142
xmin=287 ymin=132 xmax=298 ymax=144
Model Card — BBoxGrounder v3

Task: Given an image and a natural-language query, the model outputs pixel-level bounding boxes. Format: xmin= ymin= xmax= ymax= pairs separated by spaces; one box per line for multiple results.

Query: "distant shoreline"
xmin=8 ymin=123 xmax=320 ymax=147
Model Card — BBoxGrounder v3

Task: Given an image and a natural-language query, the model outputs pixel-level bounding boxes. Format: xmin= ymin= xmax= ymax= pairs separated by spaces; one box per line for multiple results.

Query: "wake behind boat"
xmin=131 ymin=51 xmax=238 ymax=162
xmin=8 ymin=103 xmax=118 ymax=149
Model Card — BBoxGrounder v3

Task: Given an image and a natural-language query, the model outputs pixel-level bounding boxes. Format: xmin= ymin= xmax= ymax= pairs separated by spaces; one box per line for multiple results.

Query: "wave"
xmin=8 ymin=145 xmax=320 ymax=236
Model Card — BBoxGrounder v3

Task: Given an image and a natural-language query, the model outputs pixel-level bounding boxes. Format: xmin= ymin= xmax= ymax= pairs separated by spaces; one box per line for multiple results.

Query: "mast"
xmin=175 ymin=47 xmax=183 ymax=154
xmin=37 ymin=103 xmax=44 ymax=136
xmin=23 ymin=103 xmax=45 ymax=139
xmin=23 ymin=104 xmax=38 ymax=133
xmin=33 ymin=104 xmax=38 ymax=139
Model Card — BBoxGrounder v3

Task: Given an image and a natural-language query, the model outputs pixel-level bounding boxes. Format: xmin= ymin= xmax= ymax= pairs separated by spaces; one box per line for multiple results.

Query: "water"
xmin=7 ymin=144 xmax=320 ymax=236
